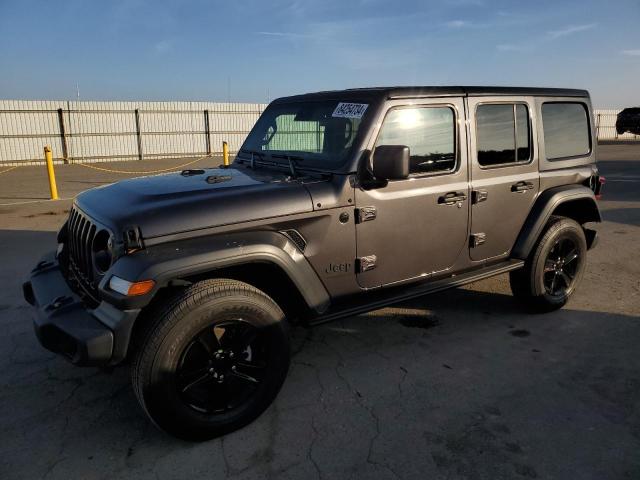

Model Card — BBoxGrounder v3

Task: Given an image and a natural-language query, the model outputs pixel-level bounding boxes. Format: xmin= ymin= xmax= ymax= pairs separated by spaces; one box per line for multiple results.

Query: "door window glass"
xmin=375 ymin=107 xmax=456 ymax=174
xmin=542 ymin=102 xmax=590 ymax=159
xmin=476 ymin=103 xmax=531 ymax=166
xmin=516 ymin=104 xmax=531 ymax=161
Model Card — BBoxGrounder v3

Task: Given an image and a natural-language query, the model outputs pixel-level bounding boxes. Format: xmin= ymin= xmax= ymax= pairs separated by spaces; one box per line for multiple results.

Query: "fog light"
xmin=109 ymin=276 xmax=155 ymax=296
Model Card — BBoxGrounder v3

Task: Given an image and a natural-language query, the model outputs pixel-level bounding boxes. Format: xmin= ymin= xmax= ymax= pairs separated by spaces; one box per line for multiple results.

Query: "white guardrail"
xmin=0 ymin=101 xmax=636 ymax=166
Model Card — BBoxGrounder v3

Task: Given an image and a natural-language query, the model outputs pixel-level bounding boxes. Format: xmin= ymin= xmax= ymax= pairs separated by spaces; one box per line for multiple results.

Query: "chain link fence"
xmin=594 ymin=109 xmax=639 ymax=141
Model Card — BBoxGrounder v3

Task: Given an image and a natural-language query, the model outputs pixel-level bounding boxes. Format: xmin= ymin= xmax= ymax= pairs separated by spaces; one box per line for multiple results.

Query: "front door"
xmin=355 ymin=98 xmax=469 ymax=288
xmin=467 ymin=97 xmax=540 ymax=261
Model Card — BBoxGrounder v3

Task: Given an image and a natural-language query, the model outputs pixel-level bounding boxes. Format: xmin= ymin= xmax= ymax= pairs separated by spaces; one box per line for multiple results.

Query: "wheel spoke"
xmin=179 ymin=365 xmax=209 ymax=381
xmin=564 ymin=249 xmax=579 ymax=265
xmin=550 ymin=275 xmax=558 ymax=294
xmin=234 ymin=327 xmax=258 ymax=352
xmin=197 ymin=328 xmax=221 ymax=355
xmin=217 ymin=322 xmax=258 ymax=352
xmin=236 ymin=360 xmax=266 ymax=371
xmin=544 ymin=259 xmax=556 ymax=273
xmin=230 ymin=368 xmax=260 ymax=384
xmin=181 ymin=372 xmax=213 ymax=394
xmin=559 ymin=271 xmax=572 ymax=288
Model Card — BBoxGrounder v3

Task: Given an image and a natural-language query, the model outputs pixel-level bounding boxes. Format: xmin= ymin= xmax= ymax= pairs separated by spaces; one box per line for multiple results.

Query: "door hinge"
xmin=355 ymin=206 xmax=377 ymax=224
xmin=470 ymin=233 xmax=486 ymax=248
xmin=472 ymin=190 xmax=488 ymax=204
xmin=356 ymin=255 xmax=377 ymax=273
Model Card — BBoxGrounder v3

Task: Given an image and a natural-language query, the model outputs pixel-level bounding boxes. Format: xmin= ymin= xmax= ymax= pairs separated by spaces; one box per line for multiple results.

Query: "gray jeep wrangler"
xmin=24 ymin=87 xmax=604 ymax=440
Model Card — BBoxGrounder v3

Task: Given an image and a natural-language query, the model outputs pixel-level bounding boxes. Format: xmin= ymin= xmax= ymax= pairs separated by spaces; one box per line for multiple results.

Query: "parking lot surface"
xmin=0 ymin=145 xmax=638 ymax=480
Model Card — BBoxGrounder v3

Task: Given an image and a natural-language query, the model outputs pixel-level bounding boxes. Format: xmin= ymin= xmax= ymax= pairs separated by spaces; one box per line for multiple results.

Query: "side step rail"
xmin=308 ymin=259 xmax=524 ymax=326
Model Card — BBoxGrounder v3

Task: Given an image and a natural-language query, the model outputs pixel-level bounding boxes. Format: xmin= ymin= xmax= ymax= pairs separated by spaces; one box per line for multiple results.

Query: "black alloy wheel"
xmin=177 ymin=320 xmax=268 ymax=414
xmin=542 ymin=237 xmax=581 ymax=297
xmin=509 ymin=216 xmax=588 ymax=312
xmin=132 ymin=279 xmax=290 ymax=441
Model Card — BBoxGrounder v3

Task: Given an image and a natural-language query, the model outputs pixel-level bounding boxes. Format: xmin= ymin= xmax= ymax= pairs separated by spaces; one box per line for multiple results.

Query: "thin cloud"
xmin=445 ymin=20 xmax=470 ymax=28
xmin=547 ymin=23 xmax=597 ymax=39
xmin=497 ymin=44 xmax=527 ymax=52
xmin=154 ymin=40 xmax=172 ymax=54
xmin=621 ymin=49 xmax=640 ymax=56
xmin=256 ymin=31 xmax=313 ymax=38
xmin=445 ymin=0 xmax=485 ymax=6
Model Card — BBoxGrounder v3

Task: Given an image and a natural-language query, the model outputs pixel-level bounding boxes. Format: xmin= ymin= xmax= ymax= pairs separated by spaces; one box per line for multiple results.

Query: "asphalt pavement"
xmin=0 ymin=145 xmax=638 ymax=480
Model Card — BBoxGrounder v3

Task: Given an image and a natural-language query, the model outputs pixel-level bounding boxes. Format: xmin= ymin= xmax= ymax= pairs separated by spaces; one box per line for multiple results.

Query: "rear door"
xmin=355 ymin=97 xmax=469 ymax=288
xmin=467 ymin=96 xmax=539 ymax=261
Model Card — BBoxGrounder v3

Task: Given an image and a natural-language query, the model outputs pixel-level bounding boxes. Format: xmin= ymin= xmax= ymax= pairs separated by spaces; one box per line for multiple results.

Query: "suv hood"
xmin=75 ymin=167 xmax=314 ymax=238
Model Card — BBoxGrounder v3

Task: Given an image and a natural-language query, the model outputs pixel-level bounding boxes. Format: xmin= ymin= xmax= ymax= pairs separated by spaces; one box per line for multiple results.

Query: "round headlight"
xmin=93 ymin=230 xmax=113 ymax=273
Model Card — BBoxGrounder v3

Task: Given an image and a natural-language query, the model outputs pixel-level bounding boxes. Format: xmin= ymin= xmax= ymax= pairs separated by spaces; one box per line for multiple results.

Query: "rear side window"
xmin=476 ymin=104 xmax=531 ymax=167
xmin=542 ymin=102 xmax=590 ymax=159
xmin=375 ymin=106 xmax=456 ymax=175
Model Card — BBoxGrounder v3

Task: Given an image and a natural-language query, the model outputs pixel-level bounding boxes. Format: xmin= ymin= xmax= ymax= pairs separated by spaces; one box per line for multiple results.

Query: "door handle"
xmin=511 ymin=181 xmax=534 ymax=193
xmin=439 ymin=191 xmax=467 ymax=205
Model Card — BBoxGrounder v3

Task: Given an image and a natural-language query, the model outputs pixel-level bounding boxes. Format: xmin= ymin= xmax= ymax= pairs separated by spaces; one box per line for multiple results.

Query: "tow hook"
xmin=45 ymin=295 xmax=73 ymax=312
xmin=32 ymin=260 xmax=54 ymax=273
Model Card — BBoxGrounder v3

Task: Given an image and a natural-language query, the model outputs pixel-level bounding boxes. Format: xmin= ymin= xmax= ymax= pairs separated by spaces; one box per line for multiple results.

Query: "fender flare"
xmin=511 ymin=184 xmax=601 ymax=260
xmin=99 ymin=230 xmax=331 ymax=314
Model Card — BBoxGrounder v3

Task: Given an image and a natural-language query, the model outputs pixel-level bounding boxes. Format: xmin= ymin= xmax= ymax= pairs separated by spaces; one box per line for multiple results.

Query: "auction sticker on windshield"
xmin=333 ymin=102 xmax=368 ymax=119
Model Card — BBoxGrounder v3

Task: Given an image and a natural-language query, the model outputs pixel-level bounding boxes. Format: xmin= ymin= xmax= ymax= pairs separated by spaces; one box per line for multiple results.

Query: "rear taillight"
xmin=595 ymin=176 xmax=605 ymax=200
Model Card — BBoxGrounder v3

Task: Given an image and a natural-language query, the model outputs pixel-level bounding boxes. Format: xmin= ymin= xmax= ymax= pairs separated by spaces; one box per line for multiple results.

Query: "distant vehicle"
xmin=616 ymin=107 xmax=640 ymax=135
xmin=24 ymin=86 xmax=605 ymax=441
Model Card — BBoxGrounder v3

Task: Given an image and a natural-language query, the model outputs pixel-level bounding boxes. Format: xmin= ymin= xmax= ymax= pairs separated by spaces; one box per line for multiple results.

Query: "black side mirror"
xmin=372 ymin=145 xmax=410 ymax=180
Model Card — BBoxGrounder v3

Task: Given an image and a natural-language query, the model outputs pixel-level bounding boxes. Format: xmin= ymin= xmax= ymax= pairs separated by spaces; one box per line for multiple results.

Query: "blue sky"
xmin=1 ymin=0 xmax=638 ymax=107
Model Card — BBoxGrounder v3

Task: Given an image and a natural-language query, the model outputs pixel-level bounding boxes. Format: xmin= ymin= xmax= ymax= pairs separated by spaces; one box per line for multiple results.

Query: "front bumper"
xmin=23 ymin=252 xmax=140 ymax=366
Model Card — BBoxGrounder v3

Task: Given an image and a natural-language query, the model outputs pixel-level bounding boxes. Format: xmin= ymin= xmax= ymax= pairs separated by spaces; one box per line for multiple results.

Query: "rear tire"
xmin=510 ymin=216 xmax=587 ymax=312
xmin=132 ymin=279 xmax=290 ymax=441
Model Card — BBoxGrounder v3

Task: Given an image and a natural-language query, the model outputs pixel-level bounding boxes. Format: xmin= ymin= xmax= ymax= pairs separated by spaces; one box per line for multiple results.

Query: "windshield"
xmin=237 ymin=100 xmax=371 ymax=170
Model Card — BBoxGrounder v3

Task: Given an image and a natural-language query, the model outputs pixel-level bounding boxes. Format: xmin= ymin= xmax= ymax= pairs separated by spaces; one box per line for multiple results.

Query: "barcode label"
xmin=332 ymin=102 xmax=368 ymax=119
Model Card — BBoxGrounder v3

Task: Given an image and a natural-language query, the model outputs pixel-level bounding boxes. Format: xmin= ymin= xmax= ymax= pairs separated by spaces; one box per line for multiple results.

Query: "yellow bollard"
xmin=222 ymin=141 xmax=230 ymax=167
xmin=44 ymin=146 xmax=59 ymax=200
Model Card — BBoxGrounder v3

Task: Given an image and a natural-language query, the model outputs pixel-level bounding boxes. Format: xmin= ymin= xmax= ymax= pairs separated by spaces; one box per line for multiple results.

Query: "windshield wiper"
xmin=271 ymin=154 xmax=305 ymax=178
xmin=239 ymin=149 xmax=269 ymax=169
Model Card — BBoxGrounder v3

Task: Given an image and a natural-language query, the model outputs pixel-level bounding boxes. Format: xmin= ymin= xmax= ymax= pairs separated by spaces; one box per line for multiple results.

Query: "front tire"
xmin=510 ymin=216 xmax=587 ymax=312
xmin=132 ymin=279 xmax=290 ymax=441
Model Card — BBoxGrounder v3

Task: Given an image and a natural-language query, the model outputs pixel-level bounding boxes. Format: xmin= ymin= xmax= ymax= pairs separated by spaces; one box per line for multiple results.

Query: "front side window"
xmin=375 ymin=106 xmax=456 ymax=175
xmin=476 ymin=103 xmax=531 ymax=167
xmin=542 ymin=102 xmax=590 ymax=159
xmin=239 ymin=100 xmax=370 ymax=170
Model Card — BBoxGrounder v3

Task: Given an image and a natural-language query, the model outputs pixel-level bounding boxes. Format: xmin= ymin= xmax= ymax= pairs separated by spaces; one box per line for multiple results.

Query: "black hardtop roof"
xmin=274 ymin=86 xmax=589 ymax=103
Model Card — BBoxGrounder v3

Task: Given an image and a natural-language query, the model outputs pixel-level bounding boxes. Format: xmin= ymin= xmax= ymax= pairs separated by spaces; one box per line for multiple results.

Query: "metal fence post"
xmin=57 ymin=108 xmax=69 ymax=163
xmin=134 ymin=108 xmax=143 ymax=161
xmin=204 ymin=109 xmax=211 ymax=155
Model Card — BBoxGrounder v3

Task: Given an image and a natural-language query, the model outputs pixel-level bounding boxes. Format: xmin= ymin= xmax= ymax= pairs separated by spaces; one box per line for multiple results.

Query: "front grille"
xmin=66 ymin=206 xmax=99 ymax=301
